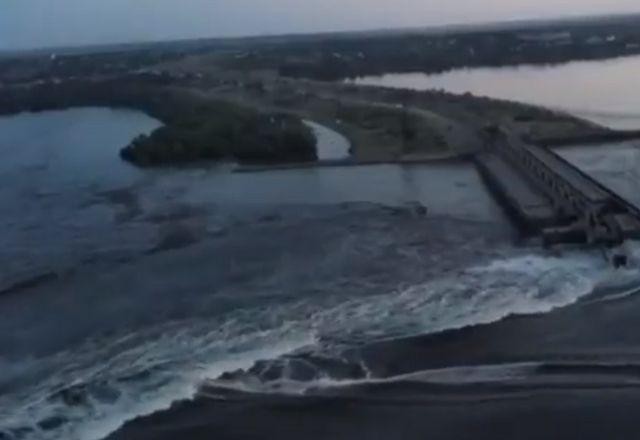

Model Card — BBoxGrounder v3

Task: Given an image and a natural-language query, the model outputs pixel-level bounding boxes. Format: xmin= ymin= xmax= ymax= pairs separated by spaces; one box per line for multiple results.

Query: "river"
xmin=0 ymin=96 xmax=632 ymax=440
xmin=350 ymin=55 xmax=640 ymax=208
xmin=351 ymin=55 xmax=640 ymax=130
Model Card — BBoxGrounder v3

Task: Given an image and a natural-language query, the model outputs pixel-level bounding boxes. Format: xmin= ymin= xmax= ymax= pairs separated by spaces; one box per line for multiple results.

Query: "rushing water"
xmin=0 ymin=108 xmax=630 ymax=440
xmin=303 ymin=120 xmax=351 ymax=160
xmin=351 ymin=55 xmax=640 ymax=130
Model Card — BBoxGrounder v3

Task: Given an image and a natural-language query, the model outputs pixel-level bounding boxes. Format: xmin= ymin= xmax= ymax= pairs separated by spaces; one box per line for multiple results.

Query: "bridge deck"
xmin=476 ymin=153 xmax=557 ymax=229
xmin=481 ymin=128 xmax=640 ymax=245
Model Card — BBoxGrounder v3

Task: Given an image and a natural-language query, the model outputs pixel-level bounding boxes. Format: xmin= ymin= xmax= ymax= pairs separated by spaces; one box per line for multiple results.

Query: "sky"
xmin=2 ymin=0 xmax=640 ymax=50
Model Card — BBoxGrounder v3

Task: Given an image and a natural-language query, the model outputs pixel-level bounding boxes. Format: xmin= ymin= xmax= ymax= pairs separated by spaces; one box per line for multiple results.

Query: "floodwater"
xmin=351 ymin=55 xmax=640 ymax=130
xmin=0 ymin=107 xmax=630 ymax=440
xmin=303 ymin=120 xmax=351 ymax=160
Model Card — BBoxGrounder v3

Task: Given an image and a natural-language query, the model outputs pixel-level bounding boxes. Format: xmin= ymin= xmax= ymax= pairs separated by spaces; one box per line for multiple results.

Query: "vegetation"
xmin=0 ymin=50 xmax=180 ymax=85
xmin=0 ymin=78 xmax=317 ymax=166
xmin=213 ymin=18 xmax=640 ymax=81
xmin=121 ymin=111 xmax=316 ymax=166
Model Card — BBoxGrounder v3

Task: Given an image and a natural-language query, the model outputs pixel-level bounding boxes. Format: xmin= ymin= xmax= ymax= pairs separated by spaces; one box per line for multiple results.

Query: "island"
xmin=0 ymin=78 xmax=317 ymax=166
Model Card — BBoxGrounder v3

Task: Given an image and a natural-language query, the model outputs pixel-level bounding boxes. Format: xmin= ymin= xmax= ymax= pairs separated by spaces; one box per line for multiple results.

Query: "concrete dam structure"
xmin=476 ymin=128 xmax=640 ymax=248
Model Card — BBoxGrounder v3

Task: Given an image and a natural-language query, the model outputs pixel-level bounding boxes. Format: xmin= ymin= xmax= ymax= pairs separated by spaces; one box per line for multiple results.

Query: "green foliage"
xmin=0 ymin=79 xmax=317 ymax=166
xmin=120 ymin=106 xmax=317 ymax=166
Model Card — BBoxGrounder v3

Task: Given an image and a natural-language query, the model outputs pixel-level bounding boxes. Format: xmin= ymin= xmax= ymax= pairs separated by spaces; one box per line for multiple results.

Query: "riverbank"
xmin=2 ymin=73 xmax=607 ymax=168
xmin=196 ymin=72 xmax=609 ymax=163
xmin=181 ymin=14 xmax=640 ymax=82
xmin=350 ymin=55 xmax=640 ymax=131
xmin=4 ymin=13 xmax=640 ymax=167
xmin=235 ymin=152 xmax=470 ymax=173
xmin=0 ymin=79 xmax=317 ymax=166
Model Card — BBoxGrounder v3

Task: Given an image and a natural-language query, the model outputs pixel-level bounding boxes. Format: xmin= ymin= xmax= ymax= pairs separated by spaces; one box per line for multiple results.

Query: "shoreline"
xmin=1 ymin=63 xmax=627 ymax=169
xmin=234 ymin=153 xmax=471 ymax=173
xmin=531 ymin=129 xmax=640 ymax=147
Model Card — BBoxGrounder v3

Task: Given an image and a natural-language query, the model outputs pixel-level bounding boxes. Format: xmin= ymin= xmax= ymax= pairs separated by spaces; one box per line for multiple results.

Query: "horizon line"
xmin=3 ymin=10 xmax=640 ymax=56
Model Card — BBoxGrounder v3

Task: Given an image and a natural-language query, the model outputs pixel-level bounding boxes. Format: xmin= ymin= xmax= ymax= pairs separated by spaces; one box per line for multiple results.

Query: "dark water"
xmin=0 ymin=108 xmax=628 ymax=440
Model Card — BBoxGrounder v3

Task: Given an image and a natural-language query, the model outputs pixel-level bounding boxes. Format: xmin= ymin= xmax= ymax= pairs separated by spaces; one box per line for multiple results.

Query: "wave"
xmin=0 ymin=246 xmax=618 ymax=440
xmin=0 ymin=330 xmax=316 ymax=440
xmin=202 ymin=359 xmax=640 ymax=400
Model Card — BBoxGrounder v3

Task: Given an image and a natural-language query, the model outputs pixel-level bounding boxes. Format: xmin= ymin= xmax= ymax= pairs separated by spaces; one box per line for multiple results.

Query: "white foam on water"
xmin=576 ymin=241 xmax=640 ymax=303
xmin=204 ymin=249 xmax=619 ymax=396
xmin=0 ymin=247 xmax=621 ymax=440
xmin=205 ymin=361 xmax=546 ymax=395
xmin=306 ymin=250 xmax=609 ymax=345
xmin=302 ymin=120 xmax=351 ymax=161
xmin=208 ymin=357 xmax=640 ymax=396
xmin=78 ymin=335 xmax=316 ymax=440
xmin=0 ymin=325 xmax=316 ymax=440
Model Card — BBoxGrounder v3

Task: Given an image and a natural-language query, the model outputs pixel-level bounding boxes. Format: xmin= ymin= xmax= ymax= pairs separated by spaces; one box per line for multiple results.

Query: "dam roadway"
xmin=475 ymin=127 xmax=640 ymax=249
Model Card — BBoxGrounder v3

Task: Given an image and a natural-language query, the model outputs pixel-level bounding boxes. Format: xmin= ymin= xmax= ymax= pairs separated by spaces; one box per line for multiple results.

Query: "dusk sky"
xmin=2 ymin=0 xmax=640 ymax=50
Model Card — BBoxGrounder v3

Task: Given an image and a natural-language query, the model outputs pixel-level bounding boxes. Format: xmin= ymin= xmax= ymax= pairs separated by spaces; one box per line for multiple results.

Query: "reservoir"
xmin=351 ymin=56 xmax=640 ymax=209
xmin=0 ymin=108 xmax=502 ymax=289
xmin=351 ymin=55 xmax=640 ymax=130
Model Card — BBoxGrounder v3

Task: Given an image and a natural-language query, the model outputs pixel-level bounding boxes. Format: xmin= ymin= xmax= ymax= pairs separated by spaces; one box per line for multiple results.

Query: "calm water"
xmin=0 ymin=108 xmax=160 ymax=288
xmin=0 ymin=108 xmax=622 ymax=440
xmin=352 ymin=55 xmax=640 ymax=130
xmin=0 ymin=108 xmax=506 ymax=292
xmin=351 ymin=55 xmax=640 ymax=205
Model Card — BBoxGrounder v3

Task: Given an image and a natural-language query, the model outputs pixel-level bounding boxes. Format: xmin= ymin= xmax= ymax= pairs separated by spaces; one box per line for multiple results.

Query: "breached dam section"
xmin=476 ymin=127 xmax=640 ymax=248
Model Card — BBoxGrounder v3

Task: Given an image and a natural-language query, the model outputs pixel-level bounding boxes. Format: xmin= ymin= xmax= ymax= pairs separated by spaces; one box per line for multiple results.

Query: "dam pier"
xmin=476 ymin=127 xmax=640 ymax=250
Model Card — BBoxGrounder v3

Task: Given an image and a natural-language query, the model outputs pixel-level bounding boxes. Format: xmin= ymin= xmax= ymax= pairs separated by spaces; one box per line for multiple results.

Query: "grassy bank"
xmin=0 ymin=78 xmax=317 ymax=166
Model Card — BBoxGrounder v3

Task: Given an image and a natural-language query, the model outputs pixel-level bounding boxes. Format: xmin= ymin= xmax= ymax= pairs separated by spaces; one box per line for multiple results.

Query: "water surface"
xmin=0 ymin=108 xmax=160 ymax=288
xmin=304 ymin=120 xmax=351 ymax=160
xmin=0 ymin=108 xmax=622 ymax=440
xmin=352 ymin=55 xmax=640 ymax=130
xmin=557 ymin=140 xmax=640 ymax=207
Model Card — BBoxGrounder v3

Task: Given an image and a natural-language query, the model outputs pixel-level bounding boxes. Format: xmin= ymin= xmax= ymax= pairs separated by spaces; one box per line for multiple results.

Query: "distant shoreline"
xmin=0 ymin=78 xmax=319 ymax=166
xmin=5 ymin=11 xmax=640 ymax=58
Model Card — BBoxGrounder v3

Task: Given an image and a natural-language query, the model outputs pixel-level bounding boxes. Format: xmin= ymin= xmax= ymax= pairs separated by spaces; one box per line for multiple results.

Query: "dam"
xmin=476 ymin=127 xmax=640 ymax=249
